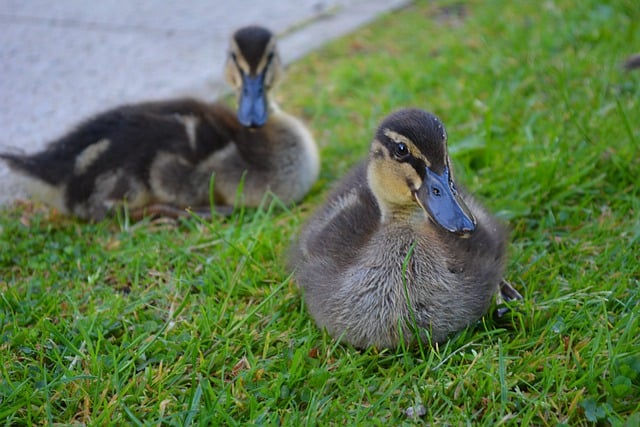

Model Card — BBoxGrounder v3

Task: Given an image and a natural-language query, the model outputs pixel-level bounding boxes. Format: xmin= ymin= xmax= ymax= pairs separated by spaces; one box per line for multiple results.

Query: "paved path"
xmin=0 ymin=0 xmax=407 ymax=206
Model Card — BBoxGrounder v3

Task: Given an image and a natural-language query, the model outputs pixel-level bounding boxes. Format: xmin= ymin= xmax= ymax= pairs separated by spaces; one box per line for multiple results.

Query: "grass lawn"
xmin=1 ymin=0 xmax=639 ymax=424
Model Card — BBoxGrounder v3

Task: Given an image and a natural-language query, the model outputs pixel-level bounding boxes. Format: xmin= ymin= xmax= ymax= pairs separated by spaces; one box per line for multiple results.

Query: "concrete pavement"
xmin=0 ymin=0 xmax=408 ymax=206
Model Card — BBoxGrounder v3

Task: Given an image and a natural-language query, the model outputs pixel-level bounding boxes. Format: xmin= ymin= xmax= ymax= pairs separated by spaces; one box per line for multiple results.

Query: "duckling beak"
xmin=237 ymin=73 xmax=268 ymax=128
xmin=415 ymin=166 xmax=476 ymax=237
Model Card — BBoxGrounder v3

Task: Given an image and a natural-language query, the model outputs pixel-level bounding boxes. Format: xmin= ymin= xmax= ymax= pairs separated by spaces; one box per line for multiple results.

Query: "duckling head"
xmin=367 ymin=108 xmax=476 ymax=237
xmin=225 ymin=26 xmax=283 ymax=128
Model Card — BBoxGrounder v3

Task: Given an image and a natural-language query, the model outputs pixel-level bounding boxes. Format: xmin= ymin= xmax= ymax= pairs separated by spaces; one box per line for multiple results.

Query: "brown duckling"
xmin=289 ymin=108 xmax=522 ymax=349
xmin=0 ymin=26 xmax=319 ymax=221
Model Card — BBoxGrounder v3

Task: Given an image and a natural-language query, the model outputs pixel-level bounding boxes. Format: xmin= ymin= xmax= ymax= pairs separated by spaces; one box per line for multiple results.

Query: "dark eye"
xmin=394 ymin=142 xmax=409 ymax=158
xmin=432 ymin=187 xmax=441 ymax=196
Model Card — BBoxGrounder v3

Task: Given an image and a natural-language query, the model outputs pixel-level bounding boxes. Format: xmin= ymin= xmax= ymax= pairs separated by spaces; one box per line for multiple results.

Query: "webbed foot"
xmin=495 ymin=279 xmax=523 ymax=318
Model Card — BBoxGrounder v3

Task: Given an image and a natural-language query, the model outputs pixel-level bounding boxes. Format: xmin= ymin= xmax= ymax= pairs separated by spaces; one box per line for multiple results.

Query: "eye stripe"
xmin=408 ymin=157 xmax=426 ymax=179
xmin=381 ymin=128 xmax=428 ymax=178
xmin=232 ymin=50 xmax=276 ymax=78
xmin=231 ymin=52 xmax=248 ymax=75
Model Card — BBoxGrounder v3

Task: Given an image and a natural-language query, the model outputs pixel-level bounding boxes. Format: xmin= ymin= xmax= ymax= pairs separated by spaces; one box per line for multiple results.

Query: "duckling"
xmin=288 ymin=108 xmax=522 ymax=349
xmin=0 ymin=25 xmax=319 ymax=221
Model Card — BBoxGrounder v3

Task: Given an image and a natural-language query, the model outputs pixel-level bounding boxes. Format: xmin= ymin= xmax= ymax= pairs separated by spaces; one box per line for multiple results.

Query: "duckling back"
xmin=1 ymin=99 xmax=239 ymax=220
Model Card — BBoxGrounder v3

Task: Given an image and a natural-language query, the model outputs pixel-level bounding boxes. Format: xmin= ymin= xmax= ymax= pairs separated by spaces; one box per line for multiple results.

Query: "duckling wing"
xmin=291 ymin=162 xmax=380 ymax=271
xmin=59 ymin=101 xmax=237 ymax=211
xmin=109 ymin=99 xmax=239 ymax=157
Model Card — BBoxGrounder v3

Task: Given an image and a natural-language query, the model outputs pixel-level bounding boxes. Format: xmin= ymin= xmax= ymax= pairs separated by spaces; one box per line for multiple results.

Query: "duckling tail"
xmin=499 ymin=279 xmax=523 ymax=302
xmin=1 ymin=152 xmax=31 ymax=171
xmin=0 ymin=152 xmax=58 ymax=185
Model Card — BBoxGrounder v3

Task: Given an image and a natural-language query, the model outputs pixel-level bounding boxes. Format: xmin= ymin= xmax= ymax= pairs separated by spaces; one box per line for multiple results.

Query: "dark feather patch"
xmin=375 ymin=109 xmax=447 ymax=174
xmin=233 ymin=26 xmax=274 ymax=74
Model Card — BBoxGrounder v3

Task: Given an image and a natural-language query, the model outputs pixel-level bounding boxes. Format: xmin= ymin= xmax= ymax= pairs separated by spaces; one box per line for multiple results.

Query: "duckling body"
xmin=289 ymin=109 xmax=520 ymax=349
xmin=1 ymin=26 xmax=319 ymax=220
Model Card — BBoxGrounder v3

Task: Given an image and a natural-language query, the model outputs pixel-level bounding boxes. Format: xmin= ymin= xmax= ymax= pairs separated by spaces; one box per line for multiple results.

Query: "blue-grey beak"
xmin=238 ymin=73 xmax=268 ymax=128
xmin=416 ymin=165 xmax=476 ymax=237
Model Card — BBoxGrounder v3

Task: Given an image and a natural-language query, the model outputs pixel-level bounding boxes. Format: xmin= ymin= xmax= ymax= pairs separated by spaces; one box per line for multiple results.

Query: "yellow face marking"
xmin=382 ymin=128 xmax=432 ymax=168
xmin=228 ymin=39 xmax=251 ymax=74
xmin=367 ymin=140 xmax=424 ymax=220
xmin=383 ymin=129 xmax=413 ymax=151
xmin=257 ymin=38 xmax=277 ymax=73
xmin=225 ymin=38 xmax=281 ymax=93
xmin=228 ymin=37 xmax=277 ymax=74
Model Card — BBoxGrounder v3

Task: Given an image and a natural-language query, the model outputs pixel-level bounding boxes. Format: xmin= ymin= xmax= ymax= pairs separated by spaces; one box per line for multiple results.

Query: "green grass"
xmin=1 ymin=0 xmax=639 ymax=424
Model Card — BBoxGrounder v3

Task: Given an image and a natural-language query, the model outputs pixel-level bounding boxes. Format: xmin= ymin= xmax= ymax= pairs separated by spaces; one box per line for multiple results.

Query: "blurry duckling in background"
xmin=289 ymin=108 xmax=522 ymax=350
xmin=0 ymin=26 xmax=319 ymax=221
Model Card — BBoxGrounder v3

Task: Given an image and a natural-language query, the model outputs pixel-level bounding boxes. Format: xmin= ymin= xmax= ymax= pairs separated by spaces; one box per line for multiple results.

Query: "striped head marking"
xmin=225 ymin=26 xmax=282 ymax=128
xmin=368 ymin=109 xmax=475 ymax=236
